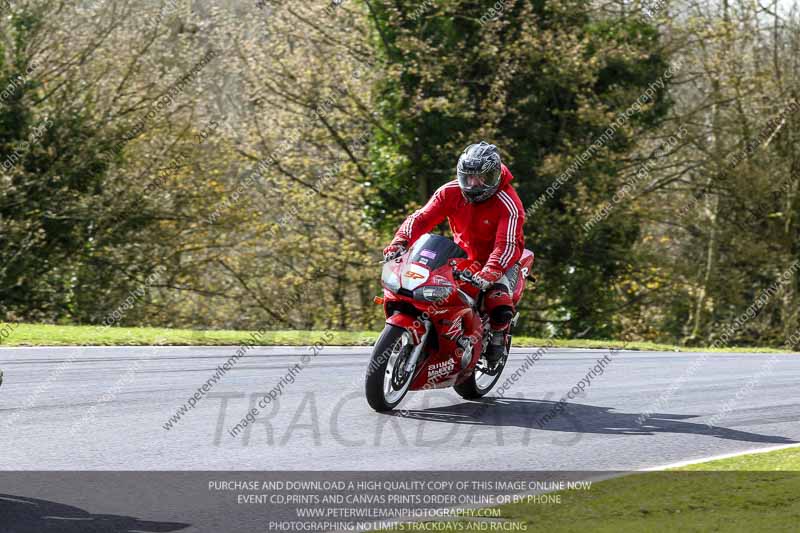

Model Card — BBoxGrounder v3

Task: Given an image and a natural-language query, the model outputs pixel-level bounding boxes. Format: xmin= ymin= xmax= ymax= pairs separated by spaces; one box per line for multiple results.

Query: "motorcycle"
xmin=364 ymin=233 xmax=535 ymax=411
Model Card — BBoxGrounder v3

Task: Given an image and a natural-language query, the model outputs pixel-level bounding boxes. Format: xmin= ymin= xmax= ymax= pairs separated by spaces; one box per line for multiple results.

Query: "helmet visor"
xmin=457 ymin=168 xmax=500 ymax=190
xmin=459 ymin=173 xmax=490 ymax=188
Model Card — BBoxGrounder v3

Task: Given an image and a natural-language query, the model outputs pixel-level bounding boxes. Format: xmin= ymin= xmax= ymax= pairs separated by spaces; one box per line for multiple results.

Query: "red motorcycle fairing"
xmin=408 ymin=306 xmax=483 ymax=390
xmin=385 ymin=313 xmax=427 ymax=344
xmin=381 ymin=254 xmax=485 ymax=390
xmin=370 ymin=232 xmax=537 ymax=410
xmin=512 ymin=249 xmax=535 ymax=305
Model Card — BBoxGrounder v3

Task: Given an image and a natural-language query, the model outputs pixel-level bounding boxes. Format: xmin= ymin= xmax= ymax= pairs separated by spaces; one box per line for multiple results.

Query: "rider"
xmin=383 ymin=141 xmax=526 ymax=364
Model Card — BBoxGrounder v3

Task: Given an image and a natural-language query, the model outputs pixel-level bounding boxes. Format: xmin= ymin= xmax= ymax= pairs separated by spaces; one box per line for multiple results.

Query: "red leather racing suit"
xmin=390 ymin=164 xmax=525 ymax=329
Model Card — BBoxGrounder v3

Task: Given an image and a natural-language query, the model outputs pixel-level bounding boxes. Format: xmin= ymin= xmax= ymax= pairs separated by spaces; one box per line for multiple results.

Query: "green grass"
xmin=375 ymin=446 xmax=800 ymax=532
xmin=0 ymin=323 xmax=378 ymax=347
xmin=680 ymin=446 xmax=800 ymax=471
xmin=0 ymin=323 xmax=796 ymax=353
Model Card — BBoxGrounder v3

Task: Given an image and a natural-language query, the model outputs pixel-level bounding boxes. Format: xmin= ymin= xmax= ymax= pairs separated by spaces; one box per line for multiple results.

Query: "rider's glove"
xmin=471 ymin=267 xmax=503 ymax=291
xmin=383 ymin=241 xmax=407 ymax=262
xmin=464 ymin=260 xmax=483 ymax=275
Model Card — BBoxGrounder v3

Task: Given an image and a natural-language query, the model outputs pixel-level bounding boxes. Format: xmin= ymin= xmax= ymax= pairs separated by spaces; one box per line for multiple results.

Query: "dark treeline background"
xmin=1 ymin=0 xmax=799 ymax=347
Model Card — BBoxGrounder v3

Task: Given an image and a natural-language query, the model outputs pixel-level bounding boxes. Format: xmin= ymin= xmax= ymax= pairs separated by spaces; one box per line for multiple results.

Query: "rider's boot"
xmin=486 ymin=329 xmax=507 ymax=364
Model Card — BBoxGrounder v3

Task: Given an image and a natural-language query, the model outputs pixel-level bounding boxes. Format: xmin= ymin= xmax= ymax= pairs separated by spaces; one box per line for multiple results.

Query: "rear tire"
xmin=365 ymin=325 xmax=415 ymax=412
xmin=454 ymin=337 xmax=510 ymax=400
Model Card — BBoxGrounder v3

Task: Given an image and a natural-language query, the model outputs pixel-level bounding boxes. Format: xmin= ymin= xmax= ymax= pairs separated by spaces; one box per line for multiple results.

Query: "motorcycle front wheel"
xmin=364 ymin=324 xmax=416 ymax=412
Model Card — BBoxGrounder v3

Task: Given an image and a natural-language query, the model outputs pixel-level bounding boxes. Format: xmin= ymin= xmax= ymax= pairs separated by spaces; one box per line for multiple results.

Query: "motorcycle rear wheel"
xmin=454 ymin=337 xmax=510 ymax=399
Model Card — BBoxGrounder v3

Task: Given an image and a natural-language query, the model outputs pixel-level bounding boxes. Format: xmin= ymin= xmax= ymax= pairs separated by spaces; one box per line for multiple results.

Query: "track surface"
xmin=2 ymin=345 xmax=799 ymax=471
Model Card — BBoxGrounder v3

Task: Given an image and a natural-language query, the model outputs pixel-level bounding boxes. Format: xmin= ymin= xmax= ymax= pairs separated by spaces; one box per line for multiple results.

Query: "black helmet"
xmin=457 ymin=141 xmax=502 ymax=203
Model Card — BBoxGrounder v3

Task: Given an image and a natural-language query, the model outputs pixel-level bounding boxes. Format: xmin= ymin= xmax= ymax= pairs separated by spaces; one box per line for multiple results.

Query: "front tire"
xmin=365 ymin=325 xmax=416 ymax=411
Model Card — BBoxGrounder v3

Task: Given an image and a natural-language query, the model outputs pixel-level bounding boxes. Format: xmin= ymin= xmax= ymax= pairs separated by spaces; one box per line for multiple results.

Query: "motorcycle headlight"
xmin=381 ymin=263 xmax=401 ymax=293
xmin=414 ymin=285 xmax=453 ymax=302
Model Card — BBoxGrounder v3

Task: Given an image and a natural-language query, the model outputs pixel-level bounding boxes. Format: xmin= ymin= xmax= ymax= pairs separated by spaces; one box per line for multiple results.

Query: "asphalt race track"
xmin=2 ymin=345 xmax=800 ymax=532
xmin=2 ymin=345 xmax=799 ymax=471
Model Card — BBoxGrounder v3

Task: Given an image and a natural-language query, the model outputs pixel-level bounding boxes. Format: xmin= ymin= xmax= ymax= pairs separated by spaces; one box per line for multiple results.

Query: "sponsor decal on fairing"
xmin=427 ymin=358 xmax=455 ymax=381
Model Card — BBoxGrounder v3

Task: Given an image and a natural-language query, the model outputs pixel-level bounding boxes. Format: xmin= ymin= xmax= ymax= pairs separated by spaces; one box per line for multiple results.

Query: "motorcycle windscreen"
xmin=407 ymin=234 xmax=467 ymax=270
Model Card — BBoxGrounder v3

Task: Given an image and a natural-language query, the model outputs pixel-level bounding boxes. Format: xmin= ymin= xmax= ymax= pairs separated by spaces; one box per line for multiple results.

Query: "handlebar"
xmin=380 ymin=246 xmax=407 ymax=264
xmin=452 ymin=268 xmax=483 ymax=288
xmin=379 ymin=255 xmax=403 ymax=265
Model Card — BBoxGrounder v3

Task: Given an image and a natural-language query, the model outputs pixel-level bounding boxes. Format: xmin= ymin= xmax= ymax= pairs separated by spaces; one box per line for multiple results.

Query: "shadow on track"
xmin=0 ymin=494 xmax=189 ymax=533
xmin=393 ymin=397 xmax=797 ymax=444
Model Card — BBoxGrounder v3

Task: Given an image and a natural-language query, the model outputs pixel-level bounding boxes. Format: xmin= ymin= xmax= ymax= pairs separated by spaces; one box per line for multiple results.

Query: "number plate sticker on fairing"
xmin=402 ymin=263 xmax=430 ymax=290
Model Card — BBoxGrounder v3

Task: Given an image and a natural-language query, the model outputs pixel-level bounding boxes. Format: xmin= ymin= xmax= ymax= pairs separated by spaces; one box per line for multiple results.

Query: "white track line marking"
xmin=642 ymin=442 xmax=800 ymax=471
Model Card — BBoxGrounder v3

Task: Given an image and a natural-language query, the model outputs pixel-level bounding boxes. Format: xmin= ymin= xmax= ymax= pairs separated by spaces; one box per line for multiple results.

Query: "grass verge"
xmin=376 ymin=446 xmax=800 ymax=532
xmin=0 ymin=323 xmax=376 ymax=347
xmin=0 ymin=323 xmax=796 ymax=353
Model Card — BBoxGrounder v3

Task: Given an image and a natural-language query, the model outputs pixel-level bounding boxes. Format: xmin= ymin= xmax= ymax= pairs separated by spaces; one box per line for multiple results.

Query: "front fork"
xmin=385 ymin=313 xmax=431 ymax=375
xmin=404 ymin=320 xmax=431 ymax=374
